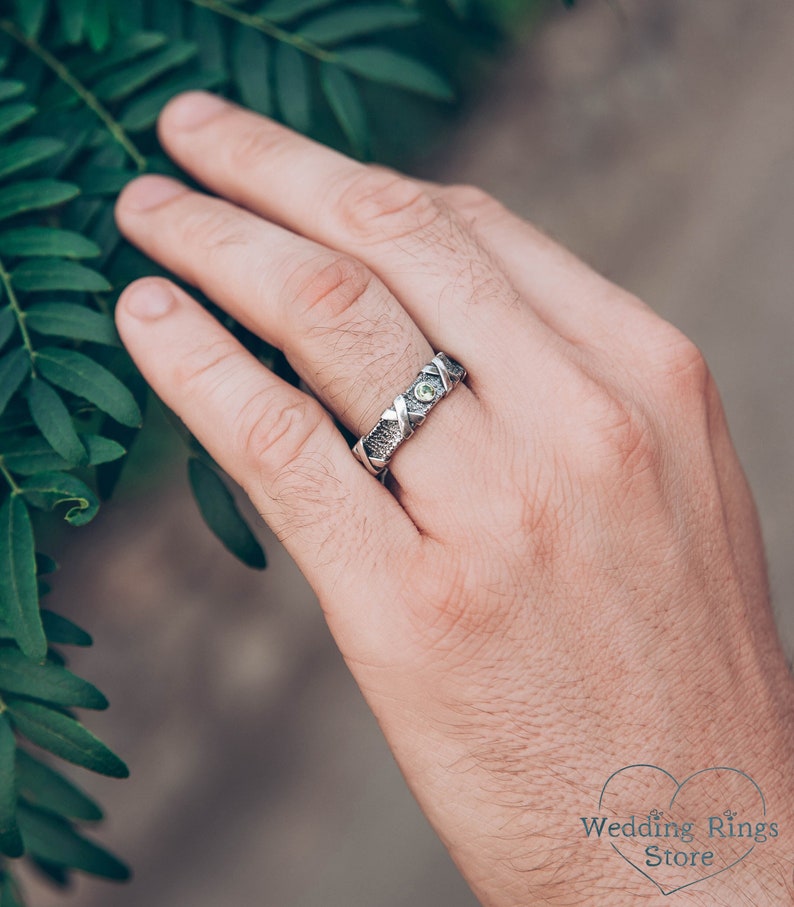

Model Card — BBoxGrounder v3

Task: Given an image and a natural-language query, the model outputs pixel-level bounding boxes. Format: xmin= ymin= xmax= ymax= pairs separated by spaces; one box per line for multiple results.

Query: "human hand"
xmin=114 ymin=92 xmax=794 ymax=905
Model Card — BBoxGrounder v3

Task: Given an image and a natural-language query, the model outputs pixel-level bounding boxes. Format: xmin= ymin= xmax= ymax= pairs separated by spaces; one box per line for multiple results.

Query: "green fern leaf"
xmin=334 ymin=46 xmax=455 ymax=101
xmin=0 ymin=495 xmax=46 ymax=661
xmin=93 ymin=39 xmax=198 ymax=101
xmin=0 ymin=82 xmax=26 ymax=103
xmin=40 ymin=610 xmax=93 ymax=647
xmin=231 ymin=25 xmax=272 ymax=115
xmin=0 ymin=647 xmax=107 ymax=710
xmin=0 ymin=103 xmax=37 ymax=138
xmin=299 ymin=5 xmax=421 ymax=45
xmin=36 ymin=348 xmax=142 ymax=428
xmin=0 ymin=138 xmax=66 ymax=181
xmin=16 ymin=749 xmax=102 ymax=820
xmin=0 ymin=227 xmax=101 ymax=259
xmin=83 ymin=0 xmax=112 ymax=52
xmin=188 ymin=457 xmax=266 ymax=569
xmin=14 ymin=0 xmax=50 ymax=39
xmin=0 ymin=180 xmax=79 ymax=222
xmin=17 ymin=803 xmax=129 ymax=878
xmin=0 ymin=714 xmax=23 ymax=859
xmin=18 ymin=470 xmax=100 ymax=526
xmin=6 ymin=700 xmax=128 ymax=778
xmin=320 ymin=62 xmax=369 ymax=158
xmin=274 ymin=42 xmax=311 ymax=132
xmin=0 ymin=308 xmax=15 ymax=351
xmin=258 ymin=0 xmax=337 ymax=24
xmin=0 ymin=349 xmax=30 ymax=417
xmin=55 ymin=0 xmax=90 ymax=44
xmin=24 ymin=302 xmax=118 ymax=345
xmin=11 ymin=258 xmax=111 ymax=292
xmin=26 ymin=378 xmax=87 ymax=467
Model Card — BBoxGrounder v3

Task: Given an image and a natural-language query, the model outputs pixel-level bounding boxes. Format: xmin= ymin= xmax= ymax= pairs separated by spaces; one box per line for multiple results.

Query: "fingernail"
xmin=163 ymin=91 xmax=229 ymax=130
xmin=123 ymin=281 xmax=174 ymax=320
xmin=121 ymin=175 xmax=184 ymax=212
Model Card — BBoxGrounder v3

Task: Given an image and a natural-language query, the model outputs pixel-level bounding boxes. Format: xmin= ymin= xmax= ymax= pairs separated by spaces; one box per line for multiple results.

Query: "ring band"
xmin=352 ymin=352 xmax=466 ymax=479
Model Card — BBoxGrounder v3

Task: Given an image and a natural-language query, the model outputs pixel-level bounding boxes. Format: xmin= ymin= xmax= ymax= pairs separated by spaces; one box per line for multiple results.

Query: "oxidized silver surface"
xmin=352 ymin=352 xmax=466 ymax=478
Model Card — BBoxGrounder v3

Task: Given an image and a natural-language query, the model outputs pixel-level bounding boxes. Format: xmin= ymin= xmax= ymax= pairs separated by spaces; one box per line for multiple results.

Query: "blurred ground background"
xmin=24 ymin=1 xmax=794 ymax=904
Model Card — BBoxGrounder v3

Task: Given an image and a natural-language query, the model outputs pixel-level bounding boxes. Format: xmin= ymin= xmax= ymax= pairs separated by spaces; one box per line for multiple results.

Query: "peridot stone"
xmin=414 ymin=381 xmax=436 ymax=403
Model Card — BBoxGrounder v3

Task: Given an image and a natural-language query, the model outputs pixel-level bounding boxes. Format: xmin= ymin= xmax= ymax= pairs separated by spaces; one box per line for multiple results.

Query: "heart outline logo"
xmin=597 ymin=764 xmax=766 ymax=896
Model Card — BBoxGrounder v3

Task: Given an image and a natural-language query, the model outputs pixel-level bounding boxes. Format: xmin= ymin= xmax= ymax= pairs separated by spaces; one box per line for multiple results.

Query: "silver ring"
xmin=352 ymin=352 xmax=466 ymax=479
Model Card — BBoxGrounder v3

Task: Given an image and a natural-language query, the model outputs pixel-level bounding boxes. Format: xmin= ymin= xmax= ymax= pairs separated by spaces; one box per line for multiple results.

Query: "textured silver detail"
xmin=351 ymin=352 xmax=466 ymax=479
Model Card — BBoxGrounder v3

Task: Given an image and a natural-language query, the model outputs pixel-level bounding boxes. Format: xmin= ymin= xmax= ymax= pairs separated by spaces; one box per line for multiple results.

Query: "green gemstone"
xmin=414 ymin=381 xmax=436 ymax=403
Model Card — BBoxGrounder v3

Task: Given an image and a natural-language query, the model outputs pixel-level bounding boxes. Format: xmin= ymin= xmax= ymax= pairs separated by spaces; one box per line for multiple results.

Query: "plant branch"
xmin=0 ymin=19 xmax=147 ymax=171
xmin=0 ymin=460 xmax=21 ymax=495
xmin=0 ymin=255 xmax=36 ymax=377
xmin=187 ymin=0 xmax=336 ymax=62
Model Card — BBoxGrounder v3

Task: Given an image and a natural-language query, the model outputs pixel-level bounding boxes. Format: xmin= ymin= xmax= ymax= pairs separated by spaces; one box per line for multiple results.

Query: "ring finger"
xmin=115 ymin=176 xmax=480 ymax=500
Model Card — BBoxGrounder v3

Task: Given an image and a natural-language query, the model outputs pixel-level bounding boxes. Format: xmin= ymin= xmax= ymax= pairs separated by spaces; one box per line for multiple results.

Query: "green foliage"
xmin=0 ymin=0 xmax=555 ymax=902
xmin=0 ymin=716 xmax=23 ymax=859
xmin=0 ymin=496 xmax=45 ymax=661
xmin=188 ymin=456 xmax=266 ymax=569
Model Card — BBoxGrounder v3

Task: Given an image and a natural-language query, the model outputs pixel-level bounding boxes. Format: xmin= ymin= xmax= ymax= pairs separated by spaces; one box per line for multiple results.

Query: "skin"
xmin=114 ymin=92 xmax=794 ymax=905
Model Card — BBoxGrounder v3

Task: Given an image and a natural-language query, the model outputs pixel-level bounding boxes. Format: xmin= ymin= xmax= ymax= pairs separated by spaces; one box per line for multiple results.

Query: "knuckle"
xmin=453 ymin=253 xmax=520 ymax=311
xmin=181 ymin=205 xmax=249 ymax=259
xmin=234 ymin=392 xmax=326 ymax=476
xmin=602 ymin=397 xmax=659 ymax=480
xmin=173 ymin=338 xmax=241 ymax=395
xmin=646 ymin=324 xmax=713 ymax=409
xmin=225 ymin=121 xmax=292 ymax=174
xmin=285 ymin=253 xmax=376 ymax=328
xmin=442 ymin=183 xmax=501 ymax=218
xmin=571 ymin=378 xmax=661 ymax=484
xmin=232 ymin=392 xmax=347 ymax=548
xmin=334 ymin=168 xmax=442 ymax=243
